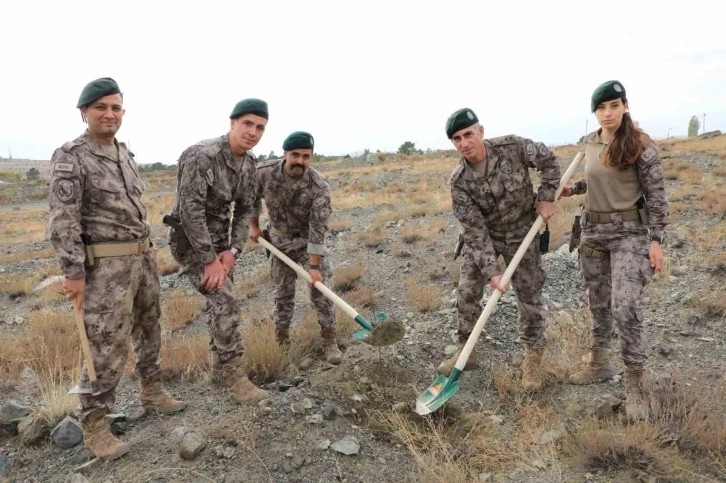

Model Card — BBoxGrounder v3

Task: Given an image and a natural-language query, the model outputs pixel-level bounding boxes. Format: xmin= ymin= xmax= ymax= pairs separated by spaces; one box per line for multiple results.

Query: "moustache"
xmin=290 ymin=164 xmax=305 ymax=169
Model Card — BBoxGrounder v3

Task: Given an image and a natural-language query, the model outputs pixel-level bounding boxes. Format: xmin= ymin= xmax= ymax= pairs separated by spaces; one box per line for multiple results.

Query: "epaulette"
xmin=60 ymin=139 xmax=84 ymax=153
xmin=487 ymin=135 xmax=519 ymax=146
xmin=583 ymin=131 xmax=599 ymax=143
xmin=257 ymin=158 xmax=280 ymax=169
xmin=448 ymin=163 xmax=465 ymax=186
xmin=309 ymin=167 xmax=330 ymax=189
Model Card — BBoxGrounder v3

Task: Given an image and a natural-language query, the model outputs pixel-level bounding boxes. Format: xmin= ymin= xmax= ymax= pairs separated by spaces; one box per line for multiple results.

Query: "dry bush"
xmin=328 ymin=216 xmax=351 ymax=232
xmin=400 ymin=224 xmax=422 ymax=244
xmin=253 ymin=264 xmax=271 ymax=285
xmin=566 ymin=419 xmax=692 ymax=478
xmin=390 ymin=242 xmax=413 ymax=258
xmin=687 ymin=225 xmax=723 ymax=251
xmin=352 ymin=227 xmax=389 ymax=248
xmin=0 ymin=247 xmax=55 ymax=265
xmin=405 ymin=280 xmax=440 ymax=313
xmin=372 ymin=208 xmax=403 ymax=228
xmin=241 ymin=319 xmax=290 ymax=384
xmin=549 ymin=196 xmax=582 ymax=250
xmin=332 ymin=262 xmax=368 ymax=292
xmin=346 ymin=285 xmax=381 ymax=308
xmin=144 ymin=193 xmax=175 ymax=225
xmin=238 ymin=280 xmax=259 ymax=300
xmin=407 ymin=205 xmax=433 ymax=218
xmin=542 ymin=310 xmax=593 ymax=381
xmin=685 ymin=286 xmax=726 ymax=317
xmin=679 ymin=167 xmax=703 ymax=184
xmin=161 ymin=290 xmax=202 ymax=330
xmin=158 ymin=332 xmax=209 ymax=380
xmin=288 ymin=309 xmax=323 ymax=364
xmin=668 ymin=201 xmax=685 ymax=215
xmin=334 ymin=307 xmax=358 ymax=345
xmin=380 ymin=182 xmax=406 ymax=194
xmin=154 ymin=246 xmax=179 ymax=276
xmin=31 ymin=357 xmax=80 ymax=427
xmin=699 ymin=190 xmax=726 ymax=215
xmin=0 ymin=273 xmax=40 ymax=298
xmin=714 ymin=167 xmax=726 ymax=177
xmin=423 ymin=218 xmax=448 ymax=235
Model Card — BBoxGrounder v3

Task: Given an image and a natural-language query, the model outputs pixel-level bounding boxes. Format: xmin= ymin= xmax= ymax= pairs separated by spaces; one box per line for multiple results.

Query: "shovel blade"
xmin=67 ymin=381 xmax=100 ymax=396
xmin=415 ymin=371 xmax=462 ymax=415
xmin=361 ymin=313 xmax=406 ymax=347
xmin=353 ymin=327 xmax=371 ymax=341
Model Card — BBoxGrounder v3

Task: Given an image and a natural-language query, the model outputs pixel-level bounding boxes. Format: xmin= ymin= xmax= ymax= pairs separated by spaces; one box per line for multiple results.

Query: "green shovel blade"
xmin=415 ymin=368 xmax=462 ymax=415
xmin=353 ymin=327 xmax=371 ymax=341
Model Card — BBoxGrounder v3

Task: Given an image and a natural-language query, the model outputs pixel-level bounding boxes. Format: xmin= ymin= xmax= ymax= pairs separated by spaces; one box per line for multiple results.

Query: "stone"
xmin=392 ymin=402 xmax=408 ymax=412
xmin=282 ymin=463 xmax=294 ymax=474
xmin=322 ymin=405 xmax=336 ymax=420
xmin=179 ymin=432 xmax=206 ymax=460
xmin=318 ymin=439 xmax=331 ymax=450
xmin=1 ymin=400 xmax=32 ymax=421
xmin=290 ymin=403 xmax=305 ymax=414
xmin=278 ymin=382 xmax=294 ymax=392
xmin=306 ymin=414 xmax=324 ymax=425
xmin=537 ymin=430 xmax=563 ymax=445
xmin=350 ymin=394 xmax=364 ymax=403
xmin=298 ymin=358 xmax=315 ymax=371
xmin=18 ymin=412 xmax=49 ymax=445
xmin=291 ymin=455 xmax=304 ymax=469
xmin=0 ymin=418 xmax=19 ymax=438
xmin=51 ymin=416 xmax=83 ymax=449
xmin=652 ymin=343 xmax=671 ymax=357
xmin=104 ymin=413 xmax=126 ymax=426
xmin=0 ymin=454 xmax=12 ymax=476
xmin=110 ymin=421 xmax=127 ymax=436
xmin=330 ymin=435 xmax=360 ymax=456
xmin=169 ymin=426 xmax=189 ymax=444
xmin=302 ymin=398 xmax=314 ymax=409
xmin=124 ymin=406 xmax=146 ymax=423
xmin=13 ymin=317 xmax=24 ymax=325
xmin=67 ymin=474 xmax=89 ymax=483
xmin=444 ymin=345 xmax=459 ymax=356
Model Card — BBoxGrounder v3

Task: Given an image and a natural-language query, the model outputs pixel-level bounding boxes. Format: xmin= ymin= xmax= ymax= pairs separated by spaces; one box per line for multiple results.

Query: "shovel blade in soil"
xmin=415 ymin=370 xmax=462 ymax=415
xmin=352 ymin=313 xmax=405 ymax=346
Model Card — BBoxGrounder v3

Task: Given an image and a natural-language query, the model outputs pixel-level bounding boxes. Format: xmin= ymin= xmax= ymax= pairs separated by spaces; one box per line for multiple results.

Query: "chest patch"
xmin=298 ymin=192 xmax=311 ymax=207
xmin=500 ymin=159 xmax=513 ymax=174
xmin=525 ymin=144 xmax=535 ymax=156
xmin=54 ymin=163 xmax=74 ymax=173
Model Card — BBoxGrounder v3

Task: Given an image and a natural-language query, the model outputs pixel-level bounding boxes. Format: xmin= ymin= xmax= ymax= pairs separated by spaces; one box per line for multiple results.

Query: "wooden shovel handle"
xmin=73 ymin=295 xmax=99 ymax=387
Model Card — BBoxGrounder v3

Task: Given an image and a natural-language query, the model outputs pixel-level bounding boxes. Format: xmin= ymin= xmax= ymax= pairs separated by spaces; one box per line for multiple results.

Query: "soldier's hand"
xmin=63 ymin=277 xmax=86 ymax=307
xmin=649 ymin=241 xmax=664 ymax=272
xmin=249 ymin=224 xmax=263 ymax=243
xmin=490 ymin=274 xmax=509 ymax=294
xmin=218 ymin=251 xmax=236 ymax=276
xmin=201 ymin=259 xmax=226 ymax=291
xmin=558 ymin=186 xmax=572 ymax=200
xmin=308 ymin=269 xmax=323 ymax=287
xmin=536 ymin=201 xmax=557 ymax=222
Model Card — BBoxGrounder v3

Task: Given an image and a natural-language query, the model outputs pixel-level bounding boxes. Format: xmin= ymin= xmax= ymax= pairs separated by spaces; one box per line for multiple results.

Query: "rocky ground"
xmin=1 ymin=140 xmax=725 ymax=483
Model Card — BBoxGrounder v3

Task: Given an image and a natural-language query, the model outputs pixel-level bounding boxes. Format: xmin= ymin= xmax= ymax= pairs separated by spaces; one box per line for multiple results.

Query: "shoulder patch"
xmin=54 ymin=163 xmax=74 ymax=172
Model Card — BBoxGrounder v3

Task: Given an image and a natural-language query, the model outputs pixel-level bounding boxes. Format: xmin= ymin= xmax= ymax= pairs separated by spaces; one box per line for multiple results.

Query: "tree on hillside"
xmin=688 ymin=115 xmax=700 ymax=137
xmin=398 ymin=141 xmax=417 ymax=155
xmin=26 ymin=167 xmax=40 ymax=181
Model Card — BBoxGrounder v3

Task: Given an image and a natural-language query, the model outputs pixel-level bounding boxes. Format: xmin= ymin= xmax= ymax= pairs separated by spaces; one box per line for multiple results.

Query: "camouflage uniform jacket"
xmin=170 ymin=134 xmax=257 ymax=265
xmin=448 ymin=135 xmax=561 ymax=281
xmin=48 ymin=131 xmax=150 ymax=280
xmin=252 ymin=159 xmax=332 ymax=256
xmin=571 ymin=132 xmax=668 ymax=239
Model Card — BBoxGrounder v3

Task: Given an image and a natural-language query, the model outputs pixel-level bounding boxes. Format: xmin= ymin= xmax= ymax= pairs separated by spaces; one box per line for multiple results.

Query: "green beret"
xmin=591 ymin=80 xmax=626 ymax=112
xmin=77 ymin=77 xmax=121 ymax=108
xmin=445 ymin=108 xmax=479 ymax=139
xmin=282 ymin=131 xmax=314 ymax=151
xmin=230 ymin=98 xmax=268 ymax=120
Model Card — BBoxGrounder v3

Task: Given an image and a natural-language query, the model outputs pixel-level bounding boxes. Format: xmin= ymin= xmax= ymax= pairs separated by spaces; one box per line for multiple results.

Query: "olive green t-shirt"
xmin=584 ymin=131 xmax=642 ymax=212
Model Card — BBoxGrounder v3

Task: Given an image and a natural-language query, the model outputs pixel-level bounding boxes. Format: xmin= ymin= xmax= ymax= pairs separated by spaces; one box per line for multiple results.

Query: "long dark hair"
xmin=603 ymin=106 xmax=647 ymax=170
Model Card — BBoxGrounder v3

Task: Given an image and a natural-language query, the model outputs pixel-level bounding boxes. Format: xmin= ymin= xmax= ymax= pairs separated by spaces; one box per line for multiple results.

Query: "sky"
xmin=1 ymin=0 xmax=725 ymax=163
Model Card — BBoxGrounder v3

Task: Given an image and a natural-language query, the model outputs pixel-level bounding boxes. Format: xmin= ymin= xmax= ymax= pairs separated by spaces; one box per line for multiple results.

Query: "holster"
xmin=569 ymin=215 xmax=581 ymax=253
xmin=453 ymin=231 xmax=464 ymax=260
xmin=163 ymin=214 xmax=189 ymax=254
xmin=81 ymin=233 xmax=94 ymax=267
xmin=636 ymin=196 xmax=649 ymax=225
xmin=262 ymin=222 xmax=272 ymax=259
xmin=539 ymin=224 xmax=550 ymax=253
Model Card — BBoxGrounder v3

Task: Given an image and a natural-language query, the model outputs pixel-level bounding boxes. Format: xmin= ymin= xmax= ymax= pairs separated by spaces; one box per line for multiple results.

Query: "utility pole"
xmin=667 ymin=128 xmax=672 ymax=139
xmin=585 ymin=120 xmax=588 ymax=139
xmin=703 ymin=113 xmax=706 ymax=134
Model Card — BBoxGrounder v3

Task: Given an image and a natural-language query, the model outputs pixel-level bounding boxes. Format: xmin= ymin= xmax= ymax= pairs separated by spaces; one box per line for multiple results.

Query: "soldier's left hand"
xmin=218 ymin=251 xmax=236 ymax=276
xmin=536 ymin=201 xmax=557 ymax=222
xmin=649 ymin=241 xmax=664 ymax=272
xmin=309 ymin=269 xmax=323 ymax=287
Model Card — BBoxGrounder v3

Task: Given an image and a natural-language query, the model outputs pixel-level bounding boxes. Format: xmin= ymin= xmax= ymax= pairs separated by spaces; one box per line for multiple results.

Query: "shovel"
xmin=415 ymin=152 xmax=585 ymax=415
xmin=68 ymin=294 xmax=101 ymax=396
xmin=256 ymin=237 xmax=405 ymax=346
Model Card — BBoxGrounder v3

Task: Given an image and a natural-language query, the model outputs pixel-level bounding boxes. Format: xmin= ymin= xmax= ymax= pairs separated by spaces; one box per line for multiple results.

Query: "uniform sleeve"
xmin=48 ymin=149 xmax=86 ymax=279
xmin=571 ymin=178 xmax=587 ymax=195
xmin=451 ymin=184 xmax=498 ymax=281
xmin=177 ymin=149 xmax=217 ymax=265
xmin=519 ymin=137 xmax=561 ymax=202
xmin=251 ymin=169 xmax=264 ymax=218
xmin=230 ymin=160 xmax=255 ymax=251
xmin=308 ymin=183 xmax=331 ymax=256
xmin=637 ymin=139 xmax=668 ymax=239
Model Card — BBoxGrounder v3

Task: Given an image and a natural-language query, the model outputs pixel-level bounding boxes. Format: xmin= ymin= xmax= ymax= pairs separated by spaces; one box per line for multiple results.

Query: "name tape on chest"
xmin=54 ymin=163 xmax=74 ymax=172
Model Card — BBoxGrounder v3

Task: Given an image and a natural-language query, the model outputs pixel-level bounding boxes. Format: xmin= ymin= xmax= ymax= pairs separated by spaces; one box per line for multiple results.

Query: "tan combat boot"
xmin=208 ymin=349 xmax=225 ymax=385
xmin=140 ymin=373 xmax=188 ymax=413
xmin=568 ymin=347 xmax=620 ymax=385
xmin=437 ymin=344 xmax=477 ymax=376
xmin=521 ymin=345 xmax=544 ymax=391
xmin=321 ymin=328 xmax=343 ymax=365
xmin=275 ymin=327 xmax=290 ymax=347
xmin=222 ymin=355 xmax=270 ymax=403
xmin=81 ymin=409 xmax=130 ymax=461
xmin=624 ymin=366 xmax=649 ymax=421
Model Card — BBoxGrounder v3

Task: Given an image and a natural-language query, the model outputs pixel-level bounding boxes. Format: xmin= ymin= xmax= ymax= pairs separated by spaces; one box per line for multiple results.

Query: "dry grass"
xmin=352 ymin=227 xmax=389 ymax=248
xmin=657 ymin=134 xmax=726 ymax=155
xmin=158 ymin=332 xmax=209 ymax=380
xmin=542 ymin=310 xmax=592 ymax=382
xmin=346 ymin=285 xmax=381 ymax=308
xmin=328 ymin=216 xmax=351 ymax=233
xmin=0 ymin=247 xmax=55 ymax=265
xmin=154 ymin=246 xmax=179 ymax=276
xmin=550 ymin=196 xmax=583 ymax=250
xmin=372 ymin=209 xmax=403 ymax=228
xmin=0 ymin=273 xmax=39 ymax=297
xmin=714 ymin=168 xmax=726 ymax=177
xmin=238 ymin=280 xmax=259 ymax=300
xmin=241 ymin=318 xmax=290 ymax=384
xmin=685 ymin=285 xmax=726 ymax=317
xmin=332 ymin=262 xmax=368 ymax=292
xmin=399 ymin=224 xmax=422 ymax=244
xmin=699 ymin=190 xmax=726 ymax=215
xmin=405 ymin=280 xmax=440 ymax=313
xmin=160 ymin=290 xmax=202 ymax=330
xmin=144 ymin=193 xmax=175 ymax=225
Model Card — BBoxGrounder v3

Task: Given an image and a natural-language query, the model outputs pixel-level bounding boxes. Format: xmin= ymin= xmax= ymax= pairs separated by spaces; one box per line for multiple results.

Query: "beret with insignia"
xmin=77 ymin=77 xmax=122 ymax=108
xmin=283 ymin=131 xmax=314 ymax=151
xmin=230 ymin=98 xmax=269 ymax=120
xmin=591 ymin=80 xmax=627 ymax=112
xmin=446 ymin=108 xmax=479 ymax=139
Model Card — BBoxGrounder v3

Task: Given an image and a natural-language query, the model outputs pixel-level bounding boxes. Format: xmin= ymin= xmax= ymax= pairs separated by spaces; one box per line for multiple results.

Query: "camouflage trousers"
xmin=270 ymin=234 xmax=335 ymax=333
xmin=579 ymin=210 xmax=653 ymax=368
xmin=457 ymin=230 xmax=546 ymax=347
xmin=75 ymin=250 xmax=162 ymax=422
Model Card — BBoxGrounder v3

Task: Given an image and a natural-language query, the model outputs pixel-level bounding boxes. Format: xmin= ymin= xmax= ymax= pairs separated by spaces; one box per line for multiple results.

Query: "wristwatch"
xmin=309 ymin=264 xmax=321 ymax=270
xmin=650 ymin=235 xmax=664 ymax=244
xmin=230 ymin=247 xmax=242 ymax=259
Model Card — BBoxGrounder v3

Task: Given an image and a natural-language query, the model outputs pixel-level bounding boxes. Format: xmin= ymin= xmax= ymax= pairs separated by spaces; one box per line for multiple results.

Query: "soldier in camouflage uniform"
xmin=249 ymin=131 xmax=342 ymax=365
xmin=167 ymin=98 xmax=270 ymax=404
xmin=560 ymin=80 xmax=667 ymax=421
xmin=437 ymin=108 xmax=561 ymax=392
xmin=48 ymin=78 xmax=186 ymax=461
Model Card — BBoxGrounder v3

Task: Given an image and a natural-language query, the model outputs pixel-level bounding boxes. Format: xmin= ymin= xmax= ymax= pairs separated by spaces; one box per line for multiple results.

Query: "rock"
xmin=697 ymin=337 xmax=716 ymax=342
xmin=51 ymin=416 xmax=83 ymax=449
xmin=350 ymin=394 xmax=364 ymax=403
xmin=671 ymin=266 xmax=689 ymax=277
xmin=67 ymin=474 xmax=89 ymax=483
xmin=278 ymin=382 xmax=294 ymax=392
xmin=611 ymin=374 xmax=622 ymax=383
xmin=104 ymin=413 xmax=126 ymax=425
xmin=537 ymin=430 xmax=563 ymax=445
xmin=291 ymin=455 xmax=304 ymax=469
xmin=298 ymin=358 xmax=315 ymax=370
xmin=302 ymin=398 xmax=314 ymax=409
xmin=110 ymin=421 xmax=127 ymax=436
xmin=322 ymin=405 xmax=336 ymax=420
xmin=282 ymin=463 xmax=294 ymax=474
xmin=290 ymin=403 xmax=305 ymax=414
xmin=330 ymin=435 xmax=360 ymax=456
xmin=13 ymin=317 xmax=24 ymax=325
xmin=169 ymin=426 xmax=189 ymax=444
xmin=652 ymin=343 xmax=671 ymax=357
xmin=0 ymin=454 xmax=12 ymax=476
xmin=392 ymin=402 xmax=408 ymax=412
xmin=306 ymin=414 xmax=324 ymax=425
xmin=18 ymin=412 xmax=49 ymax=445
xmin=124 ymin=406 xmax=146 ymax=423
xmin=444 ymin=345 xmax=459 ymax=356
xmin=179 ymin=432 xmax=206 ymax=460
xmin=318 ymin=439 xmax=331 ymax=450
xmin=1 ymin=400 xmax=32 ymax=421
xmin=359 ymin=377 xmax=371 ymax=385
xmin=0 ymin=418 xmax=19 ymax=438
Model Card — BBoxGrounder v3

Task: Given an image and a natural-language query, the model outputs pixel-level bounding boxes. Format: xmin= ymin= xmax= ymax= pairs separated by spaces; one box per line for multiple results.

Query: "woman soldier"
xmin=559 ymin=80 xmax=668 ymax=420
